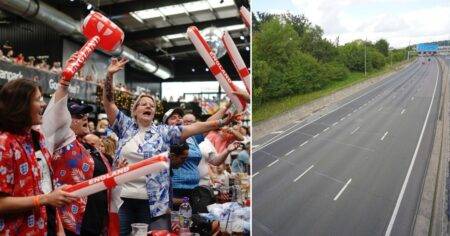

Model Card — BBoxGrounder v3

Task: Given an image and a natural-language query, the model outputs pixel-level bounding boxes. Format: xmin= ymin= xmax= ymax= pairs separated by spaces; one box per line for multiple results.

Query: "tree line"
xmin=253 ymin=12 xmax=410 ymax=106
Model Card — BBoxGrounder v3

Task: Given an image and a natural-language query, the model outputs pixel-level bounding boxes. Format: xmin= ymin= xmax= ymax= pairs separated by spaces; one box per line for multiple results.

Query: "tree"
xmin=374 ymin=39 xmax=389 ymax=57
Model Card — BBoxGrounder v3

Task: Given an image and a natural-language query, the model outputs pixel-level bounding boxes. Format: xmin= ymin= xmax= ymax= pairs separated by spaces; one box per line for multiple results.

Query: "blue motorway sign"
xmin=417 ymin=43 xmax=438 ymax=53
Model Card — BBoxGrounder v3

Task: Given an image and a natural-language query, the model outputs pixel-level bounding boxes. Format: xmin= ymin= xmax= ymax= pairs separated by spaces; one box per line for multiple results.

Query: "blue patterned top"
xmin=111 ymin=110 xmax=182 ymax=217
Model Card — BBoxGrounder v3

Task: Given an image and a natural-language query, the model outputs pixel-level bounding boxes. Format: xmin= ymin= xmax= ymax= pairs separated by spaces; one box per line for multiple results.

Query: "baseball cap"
xmin=162 ymin=108 xmax=184 ymax=124
xmin=68 ymin=102 xmax=93 ymax=116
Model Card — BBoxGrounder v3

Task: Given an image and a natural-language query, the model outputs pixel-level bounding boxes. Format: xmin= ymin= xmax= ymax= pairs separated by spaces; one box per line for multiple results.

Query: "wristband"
xmin=33 ymin=195 xmax=41 ymax=208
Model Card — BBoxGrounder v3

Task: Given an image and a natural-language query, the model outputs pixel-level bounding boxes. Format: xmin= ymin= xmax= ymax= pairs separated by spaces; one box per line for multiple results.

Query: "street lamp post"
xmin=364 ymin=37 xmax=367 ymax=77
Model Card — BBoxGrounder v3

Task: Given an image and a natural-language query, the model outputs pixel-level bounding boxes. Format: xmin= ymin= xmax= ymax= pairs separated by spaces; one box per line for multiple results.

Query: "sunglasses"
xmin=72 ymin=113 xmax=88 ymax=119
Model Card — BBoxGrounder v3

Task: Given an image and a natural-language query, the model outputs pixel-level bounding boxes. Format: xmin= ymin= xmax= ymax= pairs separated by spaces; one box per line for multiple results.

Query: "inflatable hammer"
xmin=61 ymin=11 xmax=124 ymax=85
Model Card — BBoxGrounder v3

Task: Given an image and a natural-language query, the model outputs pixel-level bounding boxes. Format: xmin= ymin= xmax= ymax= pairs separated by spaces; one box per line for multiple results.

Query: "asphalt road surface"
xmin=252 ymin=58 xmax=442 ymax=236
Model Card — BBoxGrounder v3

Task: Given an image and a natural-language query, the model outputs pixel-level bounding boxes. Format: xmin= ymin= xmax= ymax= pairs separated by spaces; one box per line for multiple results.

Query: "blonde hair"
xmin=102 ymin=136 xmax=117 ymax=157
xmin=131 ymin=94 xmax=156 ymax=120
xmin=96 ymin=119 xmax=109 ymax=133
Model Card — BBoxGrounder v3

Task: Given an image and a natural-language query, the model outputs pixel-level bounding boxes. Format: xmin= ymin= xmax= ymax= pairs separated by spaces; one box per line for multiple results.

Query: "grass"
xmin=253 ymin=61 xmax=410 ymax=123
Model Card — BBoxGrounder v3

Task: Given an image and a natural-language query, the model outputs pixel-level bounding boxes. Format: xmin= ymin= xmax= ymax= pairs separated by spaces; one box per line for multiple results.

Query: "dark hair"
xmin=0 ymin=79 xmax=42 ymax=134
xmin=170 ymin=142 xmax=189 ymax=156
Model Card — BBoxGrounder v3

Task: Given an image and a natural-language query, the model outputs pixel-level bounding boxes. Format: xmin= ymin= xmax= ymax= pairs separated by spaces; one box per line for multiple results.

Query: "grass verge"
xmin=254 ymin=60 xmax=411 ymax=123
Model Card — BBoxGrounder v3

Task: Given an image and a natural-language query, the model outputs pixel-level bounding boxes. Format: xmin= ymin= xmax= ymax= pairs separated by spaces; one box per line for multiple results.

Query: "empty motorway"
xmin=252 ymin=58 xmax=443 ymax=235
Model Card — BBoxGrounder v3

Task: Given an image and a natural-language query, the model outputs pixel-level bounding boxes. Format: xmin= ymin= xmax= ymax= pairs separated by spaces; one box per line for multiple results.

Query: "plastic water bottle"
xmin=179 ymin=197 xmax=192 ymax=232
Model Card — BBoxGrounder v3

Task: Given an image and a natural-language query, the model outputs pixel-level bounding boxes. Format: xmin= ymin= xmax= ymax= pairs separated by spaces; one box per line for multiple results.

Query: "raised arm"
xmin=102 ymin=57 xmax=128 ymax=125
xmin=207 ymin=142 xmax=239 ymax=166
xmin=207 ymin=101 xmax=231 ymax=122
xmin=180 ymin=112 xmax=232 ymax=140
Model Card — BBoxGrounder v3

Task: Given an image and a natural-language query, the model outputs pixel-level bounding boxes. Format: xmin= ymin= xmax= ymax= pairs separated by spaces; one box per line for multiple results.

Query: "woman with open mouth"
xmin=0 ymin=78 xmax=77 ymax=235
xmin=102 ymin=58 xmax=234 ymax=235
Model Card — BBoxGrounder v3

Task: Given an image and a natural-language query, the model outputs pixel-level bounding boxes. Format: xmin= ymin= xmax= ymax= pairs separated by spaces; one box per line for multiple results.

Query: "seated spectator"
xmin=210 ymin=164 xmax=231 ymax=188
xmin=50 ymin=61 xmax=62 ymax=74
xmin=231 ymin=147 xmax=249 ymax=174
xmin=88 ymin=120 xmax=95 ymax=133
xmin=5 ymin=49 xmax=14 ymax=62
xmin=15 ymin=53 xmax=24 ymax=65
xmin=0 ymin=49 xmax=7 ymax=61
xmin=27 ymin=56 xmax=36 ymax=68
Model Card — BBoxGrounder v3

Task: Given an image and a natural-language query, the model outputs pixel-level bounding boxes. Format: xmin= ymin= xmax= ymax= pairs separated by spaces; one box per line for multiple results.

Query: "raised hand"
xmin=107 ymin=57 xmax=128 ymax=76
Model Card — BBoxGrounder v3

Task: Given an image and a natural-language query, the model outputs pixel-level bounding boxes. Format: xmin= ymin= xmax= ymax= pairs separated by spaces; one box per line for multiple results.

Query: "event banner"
xmin=0 ymin=61 xmax=98 ymax=102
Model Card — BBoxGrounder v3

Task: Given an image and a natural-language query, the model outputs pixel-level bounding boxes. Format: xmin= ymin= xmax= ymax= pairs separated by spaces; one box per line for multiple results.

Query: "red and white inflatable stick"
xmin=65 ymin=153 xmax=169 ymax=197
xmin=222 ymin=31 xmax=251 ymax=94
xmin=240 ymin=6 xmax=251 ymax=28
xmin=187 ymin=26 xmax=247 ymax=112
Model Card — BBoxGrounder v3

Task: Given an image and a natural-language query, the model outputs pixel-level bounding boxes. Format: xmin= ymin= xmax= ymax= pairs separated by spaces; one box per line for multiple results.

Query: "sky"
xmin=253 ymin=0 xmax=450 ymax=48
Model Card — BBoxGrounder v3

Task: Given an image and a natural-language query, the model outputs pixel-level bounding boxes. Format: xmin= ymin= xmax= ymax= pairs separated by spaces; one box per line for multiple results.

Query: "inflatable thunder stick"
xmin=65 ymin=153 xmax=169 ymax=197
xmin=186 ymin=26 xmax=247 ymax=112
xmin=222 ymin=31 xmax=251 ymax=94
xmin=61 ymin=11 xmax=124 ymax=85
xmin=240 ymin=6 xmax=251 ymax=28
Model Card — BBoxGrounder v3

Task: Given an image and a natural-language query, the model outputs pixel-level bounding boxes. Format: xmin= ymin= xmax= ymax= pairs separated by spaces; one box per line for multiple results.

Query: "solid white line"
xmin=313 ymin=133 xmax=319 ymax=138
xmin=385 ymin=61 xmax=439 ymax=236
xmin=323 ymin=127 xmax=330 ymax=132
xmin=294 ymin=120 xmax=303 ymax=123
xmin=333 ymin=122 xmax=339 ymax=126
xmin=293 ymin=165 xmax=314 ymax=182
xmin=340 ymin=117 xmax=345 ymax=121
xmin=253 ymin=144 xmax=260 ymax=148
xmin=252 ymin=172 xmax=259 ymax=178
xmin=300 ymin=141 xmax=309 ymax=147
xmin=381 ymin=131 xmax=389 ymax=141
xmin=285 ymin=149 xmax=295 ymax=156
xmin=333 ymin=178 xmax=352 ymax=201
xmin=400 ymin=109 xmax=406 ymax=115
xmin=253 ymin=63 xmax=417 ymax=152
xmin=267 ymin=159 xmax=279 ymax=167
xmin=351 ymin=127 xmax=360 ymax=134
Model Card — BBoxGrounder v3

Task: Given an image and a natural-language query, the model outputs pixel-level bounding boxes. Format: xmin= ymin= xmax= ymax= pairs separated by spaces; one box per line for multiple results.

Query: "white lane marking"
xmin=267 ymin=159 xmax=279 ymax=167
xmin=285 ymin=149 xmax=295 ymax=156
xmin=340 ymin=117 xmax=345 ymax=121
xmin=323 ymin=127 xmax=330 ymax=132
xmin=378 ymin=107 xmax=383 ymax=111
xmin=313 ymin=133 xmax=319 ymax=138
xmin=253 ymin=62 xmax=417 ymax=153
xmin=333 ymin=122 xmax=339 ymax=126
xmin=347 ymin=113 xmax=351 ymax=117
xmin=294 ymin=120 xmax=303 ymax=123
xmin=351 ymin=127 xmax=360 ymax=134
xmin=293 ymin=165 xmax=314 ymax=182
xmin=381 ymin=131 xmax=389 ymax=141
xmin=252 ymin=172 xmax=259 ymax=178
xmin=271 ymin=131 xmax=284 ymax=134
xmin=401 ymin=109 xmax=406 ymax=115
xmin=253 ymin=144 xmax=260 ymax=148
xmin=300 ymin=141 xmax=309 ymax=147
xmin=334 ymin=178 xmax=352 ymax=201
xmin=411 ymin=96 xmax=414 ymax=101
xmin=385 ymin=61 xmax=439 ymax=236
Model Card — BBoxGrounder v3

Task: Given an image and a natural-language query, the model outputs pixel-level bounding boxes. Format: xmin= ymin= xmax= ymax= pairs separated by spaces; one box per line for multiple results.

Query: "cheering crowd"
xmin=0 ymin=52 xmax=250 ymax=236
